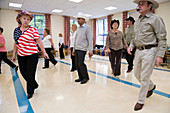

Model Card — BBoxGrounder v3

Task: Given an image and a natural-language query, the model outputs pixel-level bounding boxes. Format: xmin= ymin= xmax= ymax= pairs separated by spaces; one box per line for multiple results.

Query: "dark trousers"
xmin=75 ymin=50 xmax=89 ymax=80
xmin=109 ymin=49 xmax=123 ymax=76
xmin=59 ymin=44 xmax=65 ymax=59
xmin=17 ymin=53 xmax=39 ymax=94
xmin=0 ymin=52 xmax=16 ymax=72
xmin=44 ymin=48 xmax=57 ymax=67
xmin=125 ymin=47 xmax=136 ymax=70
xmin=71 ymin=47 xmax=76 ymax=70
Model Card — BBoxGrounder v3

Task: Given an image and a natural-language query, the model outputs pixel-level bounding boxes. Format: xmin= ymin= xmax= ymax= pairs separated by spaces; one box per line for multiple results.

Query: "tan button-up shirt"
xmin=130 ymin=12 xmax=167 ymax=57
xmin=124 ymin=25 xmax=134 ymax=44
xmin=106 ymin=30 xmax=127 ymax=51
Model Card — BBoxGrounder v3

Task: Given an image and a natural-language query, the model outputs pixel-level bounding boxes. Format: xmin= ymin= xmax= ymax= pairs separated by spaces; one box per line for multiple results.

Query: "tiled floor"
xmin=0 ymin=55 xmax=170 ymax=113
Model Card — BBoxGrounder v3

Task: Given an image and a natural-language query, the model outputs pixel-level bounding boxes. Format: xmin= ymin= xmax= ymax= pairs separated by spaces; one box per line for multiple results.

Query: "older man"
xmin=72 ymin=13 xmax=93 ymax=84
xmin=127 ymin=0 xmax=167 ymax=111
xmin=124 ymin=16 xmax=136 ymax=73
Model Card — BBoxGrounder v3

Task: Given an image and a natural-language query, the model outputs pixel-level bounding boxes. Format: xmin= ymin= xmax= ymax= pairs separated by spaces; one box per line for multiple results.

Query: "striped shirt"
xmin=14 ymin=26 xmax=39 ymax=56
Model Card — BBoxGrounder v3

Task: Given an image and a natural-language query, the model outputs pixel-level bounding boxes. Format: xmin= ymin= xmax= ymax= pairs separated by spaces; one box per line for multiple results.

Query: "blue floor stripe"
xmin=91 ymin=57 xmax=170 ymax=72
xmin=57 ymin=60 xmax=170 ymax=99
xmin=10 ymin=67 xmax=34 ymax=113
xmin=9 ymin=57 xmax=170 ymax=113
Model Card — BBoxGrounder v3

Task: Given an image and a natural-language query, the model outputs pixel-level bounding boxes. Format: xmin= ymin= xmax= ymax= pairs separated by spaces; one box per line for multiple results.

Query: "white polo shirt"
xmin=42 ymin=35 xmax=52 ymax=48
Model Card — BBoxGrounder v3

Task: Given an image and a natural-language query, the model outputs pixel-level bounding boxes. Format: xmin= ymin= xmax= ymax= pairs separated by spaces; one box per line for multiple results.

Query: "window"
xmin=30 ymin=14 xmax=45 ymax=40
xmin=96 ymin=18 xmax=108 ymax=47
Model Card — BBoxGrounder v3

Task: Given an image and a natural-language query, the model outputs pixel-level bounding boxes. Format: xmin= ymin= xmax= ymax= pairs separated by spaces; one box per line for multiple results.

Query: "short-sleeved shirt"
xmin=59 ymin=37 xmax=64 ymax=45
xmin=14 ymin=26 xmax=40 ymax=56
xmin=70 ymin=31 xmax=76 ymax=48
xmin=0 ymin=35 xmax=6 ymax=52
xmin=42 ymin=35 xmax=52 ymax=48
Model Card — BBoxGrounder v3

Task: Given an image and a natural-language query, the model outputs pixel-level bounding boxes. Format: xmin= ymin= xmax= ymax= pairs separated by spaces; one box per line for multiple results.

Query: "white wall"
xmin=112 ymin=13 xmax=123 ymax=32
xmin=0 ymin=9 xmax=65 ymax=51
xmin=0 ymin=8 xmax=92 ymax=51
xmin=1 ymin=1 xmax=170 ymax=51
xmin=87 ymin=19 xmax=93 ymax=31
xmin=155 ymin=1 xmax=170 ymax=44
xmin=129 ymin=11 xmax=140 ymax=21
xmin=51 ymin=16 xmax=92 ymax=50
xmin=51 ymin=15 xmax=64 ymax=50
xmin=0 ymin=9 xmax=18 ymax=51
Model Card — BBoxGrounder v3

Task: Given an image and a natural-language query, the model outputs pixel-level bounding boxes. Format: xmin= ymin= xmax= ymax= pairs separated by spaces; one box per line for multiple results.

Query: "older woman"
xmin=70 ymin=24 xmax=77 ymax=72
xmin=58 ymin=33 xmax=65 ymax=59
xmin=12 ymin=10 xmax=49 ymax=99
xmin=42 ymin=28 xmax=57 ymax=69
xmin=106 ymin=19 xmax=127 ymax=77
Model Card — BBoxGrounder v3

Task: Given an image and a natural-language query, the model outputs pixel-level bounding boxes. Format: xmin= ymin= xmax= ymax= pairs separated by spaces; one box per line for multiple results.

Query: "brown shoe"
xmin=127 ymin=70 xmax=132 ymax=73
xmin=146 ymin=85 xmax=156 ymax=98
xmin=134 ymin=103 xmax=144 ymax=111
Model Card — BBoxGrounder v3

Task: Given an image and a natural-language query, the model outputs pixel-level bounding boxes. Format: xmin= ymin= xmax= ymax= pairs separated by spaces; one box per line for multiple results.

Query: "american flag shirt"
xmin=14 ymin=26 xmax=39 ymax=56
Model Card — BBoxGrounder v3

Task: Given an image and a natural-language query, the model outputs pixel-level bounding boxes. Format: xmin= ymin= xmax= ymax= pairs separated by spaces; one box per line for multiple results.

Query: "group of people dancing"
xmin=0 ymin=0 xmax=167 ymax=111
xmin=0 ymin=10 xmax=93 ymax=99
xmin=106 ymin=0 xmax=167 ymax=111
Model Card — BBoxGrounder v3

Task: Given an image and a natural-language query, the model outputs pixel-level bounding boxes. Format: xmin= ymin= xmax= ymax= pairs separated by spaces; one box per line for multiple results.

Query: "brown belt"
xmin=137 ymin=45 xmax=157 ymax=50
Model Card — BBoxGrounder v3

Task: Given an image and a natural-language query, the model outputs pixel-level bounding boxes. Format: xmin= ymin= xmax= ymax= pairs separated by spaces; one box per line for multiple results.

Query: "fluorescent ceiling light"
xmin=69 ymin=0 xmax=83 ymax=3
xmin=85 ymin=14 xmax=92 ymax=17
xmin=52 ymin=9 xmax=63 ymax=13
xmin=104 ymin=6 xmax=117 ymax=10
xmin=9 ymin=3 xmax=22 ymax=8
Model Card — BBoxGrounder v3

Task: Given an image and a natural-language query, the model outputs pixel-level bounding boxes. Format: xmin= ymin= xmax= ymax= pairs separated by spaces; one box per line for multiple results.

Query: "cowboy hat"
xmin=76 ymin=13 xmax=89 ymax=21
xmin=16 ymin=10 xmax=33 ymax=24
xmin=110 ymin=19 xmax=120 ymax=29
xmin=125 ymin=16 xmax=135 ymax=23
xmin=133 ymin=0 xmax=159 ymax=9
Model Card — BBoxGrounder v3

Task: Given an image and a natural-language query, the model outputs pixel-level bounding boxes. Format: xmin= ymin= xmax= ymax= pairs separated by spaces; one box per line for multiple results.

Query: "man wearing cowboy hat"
xmin=72 ymin=13 xmax=93 ymax=84
xmin=127 ymin=0 xmax=167 ymax=111
xmin=124 ymin=16 xmax=136 ymax=73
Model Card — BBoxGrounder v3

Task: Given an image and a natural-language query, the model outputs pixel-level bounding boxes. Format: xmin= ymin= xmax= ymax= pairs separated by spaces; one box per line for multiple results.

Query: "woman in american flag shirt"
xmin=12 ymin=10 xmax=49 ymax=99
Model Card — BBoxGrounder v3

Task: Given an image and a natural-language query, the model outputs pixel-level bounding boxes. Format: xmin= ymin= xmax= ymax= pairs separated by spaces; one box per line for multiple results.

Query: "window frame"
xmin=29 ymin=14 xmax=45 ymax=40
xmin=96 ymin=18 xmax=108 ymax=46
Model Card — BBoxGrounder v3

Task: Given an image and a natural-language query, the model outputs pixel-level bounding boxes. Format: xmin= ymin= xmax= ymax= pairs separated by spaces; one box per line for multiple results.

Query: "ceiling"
xmin=0 ymin=0 xmax=169 ymax=19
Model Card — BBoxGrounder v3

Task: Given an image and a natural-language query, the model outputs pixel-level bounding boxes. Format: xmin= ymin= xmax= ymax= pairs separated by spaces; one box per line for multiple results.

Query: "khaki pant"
xmin=134 ymin=47 xmax=157 ymax=104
